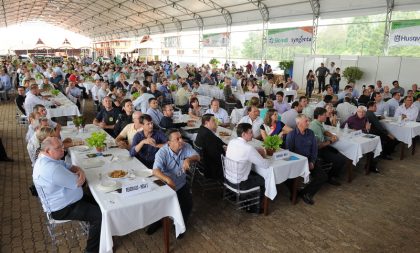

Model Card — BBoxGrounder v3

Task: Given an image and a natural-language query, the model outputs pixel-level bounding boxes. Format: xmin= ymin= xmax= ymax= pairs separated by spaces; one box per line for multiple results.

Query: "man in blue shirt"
xmin=33 ymin=137 xmax=101 ymax=253
xmin=286 ymin=114 xmax=327 ymax=205
xmin=147 ymin=129 xmax=199 ymax=235
xmin=130 ymin=114 xmax=167 ymax=169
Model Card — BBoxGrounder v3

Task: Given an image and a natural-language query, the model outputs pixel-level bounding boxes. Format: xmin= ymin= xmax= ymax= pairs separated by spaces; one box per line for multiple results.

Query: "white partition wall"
xmin=294 ymin=55 xmax=419 ymax=92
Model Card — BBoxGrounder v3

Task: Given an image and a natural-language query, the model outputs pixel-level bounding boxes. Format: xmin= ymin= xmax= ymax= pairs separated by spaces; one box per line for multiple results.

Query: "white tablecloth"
xmin=381 ymin=119 xmax=420 ymax=147
xmin=216 ymin=127 xmax=310 ymax=200
xmin=233 ymin=91 xmax=259 ymax=106
xmin=273 ymin=88 xmax=298 ymax=98
xmin=82 ymin=82 xmax=95 ymax=94
xmin=62 ymin=125 xmax=186 ymax=253
xmin=325 ymin=125 xmax=383 ymax=166
xmin=196 ymin=95 xmax=212 ymax=107
xmin=200 ymin=84 xmax=224 ymax=99
xmin=46 ymin=92 xmax=80 ymax=118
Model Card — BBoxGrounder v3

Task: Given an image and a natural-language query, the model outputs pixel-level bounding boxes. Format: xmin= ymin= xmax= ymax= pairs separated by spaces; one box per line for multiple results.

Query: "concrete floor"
xmin=0 ymin=98 xmax=419 ymax=253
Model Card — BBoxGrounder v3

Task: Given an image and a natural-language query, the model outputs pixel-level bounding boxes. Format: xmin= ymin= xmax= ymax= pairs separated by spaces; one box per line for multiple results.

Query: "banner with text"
xmin=202 ymin=32 xmax=230 ymax=47
xmin=267 ymin=27 xmax=313 ymax=47
xmin=163 ymin=36 xmax=180 ymax=48
xmin=389 ymin=20 xmax=420 ymax=47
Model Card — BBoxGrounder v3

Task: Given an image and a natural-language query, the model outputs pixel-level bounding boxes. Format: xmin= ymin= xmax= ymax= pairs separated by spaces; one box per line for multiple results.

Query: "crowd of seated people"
xmin=4 ymin=55 xmax=418 ymax=249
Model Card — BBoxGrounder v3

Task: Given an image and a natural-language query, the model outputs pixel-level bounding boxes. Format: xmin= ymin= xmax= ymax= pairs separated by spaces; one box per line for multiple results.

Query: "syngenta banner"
xmin=389 ymin=19 xmax=420 ymax=47
xmin=267 ymin=27 xmax=313 ymax=47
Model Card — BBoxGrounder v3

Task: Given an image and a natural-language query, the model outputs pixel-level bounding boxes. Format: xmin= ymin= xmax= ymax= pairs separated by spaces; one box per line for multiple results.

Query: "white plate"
xmin=136 ymin=170 xmax=153 ymax=178
xmin=73 ymin=145 xmax=91 ymax=152
xmin=82 ymin=159 xmax=105 ymax=169
xmin=97 ymin=180 xmax=121 ymax=192
xmin=107 ymin=169 xmax=129 ymax=179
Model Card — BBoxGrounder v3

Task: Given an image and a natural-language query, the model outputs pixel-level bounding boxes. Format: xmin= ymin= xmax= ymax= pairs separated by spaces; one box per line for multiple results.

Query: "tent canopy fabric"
xmin=1 ymin=0 xmax=419 ymax=41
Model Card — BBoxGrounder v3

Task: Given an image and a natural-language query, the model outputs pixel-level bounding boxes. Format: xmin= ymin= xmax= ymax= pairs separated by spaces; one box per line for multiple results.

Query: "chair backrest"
xmin=34 ymin=184 xmax=52 ymax=214
xmin=221 ymin=155 xmax=250 ymax=185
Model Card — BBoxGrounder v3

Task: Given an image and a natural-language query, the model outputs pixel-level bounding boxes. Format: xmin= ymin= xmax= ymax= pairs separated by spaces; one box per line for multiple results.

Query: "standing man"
xmin=315 ymin=63 xmax=330 ymax=94
xmin=330 ymin=68 xmax=341 ymax=94
xmin=33 ymin=137 xmax=101 ymax=253
xmin=286 ymin=114 xmax=327 ymax=205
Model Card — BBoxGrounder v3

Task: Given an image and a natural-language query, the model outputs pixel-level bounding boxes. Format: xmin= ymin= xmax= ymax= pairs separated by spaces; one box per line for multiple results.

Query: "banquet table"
xmin=324 ymin=125 xmax=382 ymax=182
xmin=272 ymin=88 xmax=298 ymax=100
xmin=81 ymin=82 xmax=95 ymax=95
xmin=380 ymin=118 xmax=420 ymax=160
xmin=61 ymin=125 xmax=186 ymax=253
xmin=43 ymin=92 xmax=80 ymax=118
xmin=233 ymin=91 xmax=259 ymax=107
xmin=216 ymin=127 xmax=310 ymax=214
xmin=200 ymin=84 xmax=224 ymax=99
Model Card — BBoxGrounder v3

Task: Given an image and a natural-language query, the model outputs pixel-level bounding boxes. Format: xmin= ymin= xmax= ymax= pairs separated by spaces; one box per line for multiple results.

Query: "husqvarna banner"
xmin=389 ymin=20 xmax=420 ymax=47
xmin=267 ymin=27 xmax=313 ymax=47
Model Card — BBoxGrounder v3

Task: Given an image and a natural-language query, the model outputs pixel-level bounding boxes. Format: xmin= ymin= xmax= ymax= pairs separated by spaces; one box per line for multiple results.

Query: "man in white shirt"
xmin=205 ymin=99 xmax=229 ymax=124
xmin=373 ymin=92 xmax=388 ymax=116
xmin=24 ymin=84 xmax=54 ymax=116
xmin=226 ymin=123 xmax=269 ymax=213
xmin=281 ymin=101 xmax=300 ymax=129
xmin=133 ymin=86 xmax=155 ymax=113
xmin=336 ymin=96 xmax=357 ymax=122
xmin=91 ymin=79 xmax=101 ymax=110
xmin=386 ymin=92 xmax=401 ymax=117
xmin=238 ymin=106 xmax=263 ymax=139
xmin=394 ymin=96 xmax=418 ymax=121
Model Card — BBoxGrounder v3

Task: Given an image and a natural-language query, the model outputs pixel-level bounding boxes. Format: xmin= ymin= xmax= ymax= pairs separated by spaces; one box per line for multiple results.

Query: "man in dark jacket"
xmin=195 ymin=114 xmax=226 ymax=180
xmin=366 ymin=101 xmax=399 ymax=160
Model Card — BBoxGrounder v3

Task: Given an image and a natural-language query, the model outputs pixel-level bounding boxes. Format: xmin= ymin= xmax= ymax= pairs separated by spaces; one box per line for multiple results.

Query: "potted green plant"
xmin=218 ymin=82 xmax=225 ymax=90
xmin=169 ymin=84 xmax=178 ymax=92
xmin=51 ymin=89 xmax=60 ymax=96
xmin=131 ymin=92 xmax=140 ymax=100
xmin=209 ymin=58 xmax=220 ymax=69
xmin=73 ymin=116 xmax=85 ymax=132
xmin=279 ymin=60 xmax=294 ymax=80
xmin=85 ymin=131 xmax=107 ymax=153
xmin=342 ymin=66 xmax=364 ymax=84
xmin=262 ymin=135 xmax=283 ymax=156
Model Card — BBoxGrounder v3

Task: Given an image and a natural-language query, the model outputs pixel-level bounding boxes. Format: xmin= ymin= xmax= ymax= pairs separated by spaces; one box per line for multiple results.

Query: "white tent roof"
xmin=1 ymin=0 xmax=419 ymax=41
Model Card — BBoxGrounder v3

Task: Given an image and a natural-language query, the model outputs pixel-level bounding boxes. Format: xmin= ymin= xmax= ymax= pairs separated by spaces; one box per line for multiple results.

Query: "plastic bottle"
xmin=336 ymin=120 xmax=340 ymax=131
xmin=344 ymin=123 xmax=349 ymax=133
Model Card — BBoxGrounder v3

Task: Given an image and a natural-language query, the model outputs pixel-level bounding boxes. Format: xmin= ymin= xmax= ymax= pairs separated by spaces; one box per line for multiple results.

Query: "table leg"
xmin=346 ymin=159 xmax=353 ymax=183
xmin=163 ymin=217 xmax=170 ymax=253
xmin=263 ymin=196 xmax=269 ymax=216
xmin=364 ymin=153 xmax=371 ymax=175
xmin=400 ymin=142 xmax=405 ymax=160
xmin=412 ymin=137 xmax=416 ymax=155
xmin=291 ymin=178 xmax=298 ymax=205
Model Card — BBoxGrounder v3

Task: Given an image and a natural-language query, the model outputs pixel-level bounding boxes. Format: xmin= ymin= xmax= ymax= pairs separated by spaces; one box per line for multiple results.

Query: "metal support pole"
xmin=198 ymin=27 xmax=203 ymax=66
xmin=383 ymin=0 xmax=394 ymax=56
xmin=261 ymin=21 xmax=268 ymax=62
xmin=309 ymin=0 xmax=320 ymax=55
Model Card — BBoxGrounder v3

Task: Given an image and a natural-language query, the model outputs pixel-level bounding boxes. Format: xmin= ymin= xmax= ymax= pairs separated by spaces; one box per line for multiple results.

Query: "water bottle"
xmin=384 ymin=110 xmax=388 ymax=118
xmin=344 ymin=123 xmax=349 ymax=133
xmin=336 ymin=120 xmax=340 ymax=131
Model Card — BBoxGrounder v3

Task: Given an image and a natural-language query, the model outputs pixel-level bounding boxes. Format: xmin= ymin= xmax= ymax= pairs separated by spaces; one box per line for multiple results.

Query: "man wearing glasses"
xmin=33 ymin=137 xmax=101 ymax=253
xmin=148 ymin=129 xmax=199 ymax=235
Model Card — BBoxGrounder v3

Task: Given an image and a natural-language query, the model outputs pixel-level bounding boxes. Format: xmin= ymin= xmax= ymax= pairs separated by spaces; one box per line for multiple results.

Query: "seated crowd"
xmin=9 ymin=57 xmax=419 ymax=252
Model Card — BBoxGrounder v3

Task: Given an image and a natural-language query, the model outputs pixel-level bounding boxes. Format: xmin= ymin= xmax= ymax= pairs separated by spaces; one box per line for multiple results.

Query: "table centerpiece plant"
xmin=51 ymin=89 xmax=60 ymax=96
xmin=85 ymin=131 xmax=107 ymax=153
xmin=262 ymin=135 xmax=283 ymax=156
xmin=73 ymin=116 xmax=86 ymax=132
